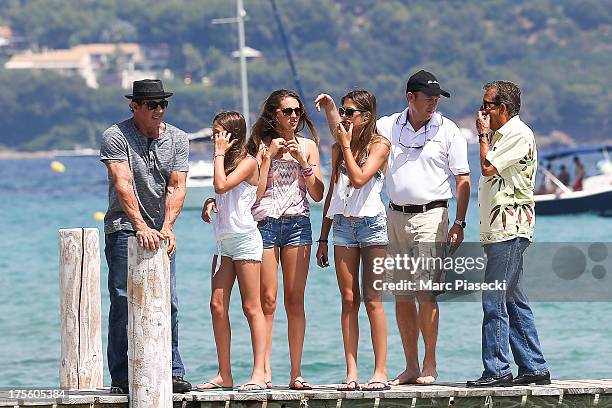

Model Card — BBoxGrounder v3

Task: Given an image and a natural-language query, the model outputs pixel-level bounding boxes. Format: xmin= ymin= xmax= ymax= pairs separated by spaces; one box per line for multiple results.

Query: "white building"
xmin=4 ymin=43 xmax=143 ymax=88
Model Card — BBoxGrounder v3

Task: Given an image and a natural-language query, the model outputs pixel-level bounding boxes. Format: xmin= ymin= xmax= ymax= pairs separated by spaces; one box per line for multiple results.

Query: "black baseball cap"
xmin=405 ymin=70 xmax=450 ymax=98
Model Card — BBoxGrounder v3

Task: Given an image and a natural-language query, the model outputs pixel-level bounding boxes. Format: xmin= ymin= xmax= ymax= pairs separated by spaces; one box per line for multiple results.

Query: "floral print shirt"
xmin=478 ymin=116 xmax=537 ymax=244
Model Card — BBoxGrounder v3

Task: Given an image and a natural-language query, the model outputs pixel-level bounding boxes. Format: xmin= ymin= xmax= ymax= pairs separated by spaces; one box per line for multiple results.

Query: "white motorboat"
xmin=184 ymin=159 xmax=214 ymax=210
xmin=534 ymin=145 xmax=612 ymax=216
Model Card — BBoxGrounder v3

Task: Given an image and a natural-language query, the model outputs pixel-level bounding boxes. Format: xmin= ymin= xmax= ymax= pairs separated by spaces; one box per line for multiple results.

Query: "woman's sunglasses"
xmin=280 ymin=107 xmax=303 ymax=116
xmin=142 ymin=100 xmax=169 ymax=110
xmin=339 ymin=107 xmax=366 ymax=118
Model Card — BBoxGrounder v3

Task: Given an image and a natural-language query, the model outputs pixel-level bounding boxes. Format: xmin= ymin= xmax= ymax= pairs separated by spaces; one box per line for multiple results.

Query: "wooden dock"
xmin=2 ymin=380 xmax=612 ymax=407
xmin=48 ymin=234 xmax=611 ymax=407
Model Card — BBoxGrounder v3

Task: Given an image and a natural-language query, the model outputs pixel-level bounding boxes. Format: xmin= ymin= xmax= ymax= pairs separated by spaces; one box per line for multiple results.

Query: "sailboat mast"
xmin=237 ymin=0 xmax=250 ymax=130
xmin=269 ymin=0 xmax=306 ymax=105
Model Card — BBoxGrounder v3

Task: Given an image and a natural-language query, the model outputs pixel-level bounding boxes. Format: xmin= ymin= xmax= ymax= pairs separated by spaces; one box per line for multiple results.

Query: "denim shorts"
xmin=215 ymin=233 xmax=263 ymax=274
xmin=332 ymin=212 xmax=389 ymax=248
xmin=218 ymin=233 xmax=263 ymax=261
xmin=257 ymin=215 xmax=312 ymax=248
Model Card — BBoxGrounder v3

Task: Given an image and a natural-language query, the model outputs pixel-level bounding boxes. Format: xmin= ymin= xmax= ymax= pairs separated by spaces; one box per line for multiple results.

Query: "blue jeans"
xmin=481 ymin=238 xmax=548 ymax=378
xmin=105 ymin=230 xmax=185 ymax=385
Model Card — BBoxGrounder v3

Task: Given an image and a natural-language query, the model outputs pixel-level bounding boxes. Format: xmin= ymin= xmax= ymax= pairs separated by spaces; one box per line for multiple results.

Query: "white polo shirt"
xmin=376 ymin=109 xmax=470 ymax=205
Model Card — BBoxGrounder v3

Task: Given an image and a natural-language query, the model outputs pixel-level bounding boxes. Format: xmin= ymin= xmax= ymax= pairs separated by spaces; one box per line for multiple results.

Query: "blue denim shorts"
xmin=218 ymin=233 xmax=263 ymax=261
xmin=215 ymin=233 xmax=263 ymax=273
xmin=332 ymin=212 xmax=389 ymax=248
xmin=258 ymin=215 xmax=312 ymax=248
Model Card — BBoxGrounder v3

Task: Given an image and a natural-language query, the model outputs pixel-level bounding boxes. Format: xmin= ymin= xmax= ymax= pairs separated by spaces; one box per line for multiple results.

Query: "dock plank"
xmin=3 ymin=380 xmax=612 ymax=407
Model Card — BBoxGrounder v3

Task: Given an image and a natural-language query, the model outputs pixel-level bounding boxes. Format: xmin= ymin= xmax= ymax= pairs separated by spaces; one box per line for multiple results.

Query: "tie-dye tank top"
xmin=251 ymin=137 xmax=310 ymax=221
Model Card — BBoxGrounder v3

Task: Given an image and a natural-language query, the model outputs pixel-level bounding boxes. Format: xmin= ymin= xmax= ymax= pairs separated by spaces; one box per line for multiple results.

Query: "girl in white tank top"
xmin=314 ymin=90 xmax=391 ymax=391
xmin=197 ymin=111 xmax=268 ymax=392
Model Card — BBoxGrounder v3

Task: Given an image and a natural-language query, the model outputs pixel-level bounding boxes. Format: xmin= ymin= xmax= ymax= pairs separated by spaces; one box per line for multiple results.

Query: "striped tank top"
xmin=251 ymin=137 xmax=310 ymax=221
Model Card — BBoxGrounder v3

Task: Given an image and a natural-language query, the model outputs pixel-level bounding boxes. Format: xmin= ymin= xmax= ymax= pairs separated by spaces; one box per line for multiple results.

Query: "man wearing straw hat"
xmin=100 ymin=79 xmax=192 ymax=394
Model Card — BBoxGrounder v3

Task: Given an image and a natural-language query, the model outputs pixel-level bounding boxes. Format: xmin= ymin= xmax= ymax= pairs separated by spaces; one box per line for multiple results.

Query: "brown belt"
xmin=389 ymin=200 xmax=448 ymax=214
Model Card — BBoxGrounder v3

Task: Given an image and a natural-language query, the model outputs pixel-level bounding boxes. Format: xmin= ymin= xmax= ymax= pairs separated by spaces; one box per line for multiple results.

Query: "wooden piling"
xmin=58 ymin=228 xmax=103 ymax=390
xmin=127 ymin=237 xmax=172 ymax=408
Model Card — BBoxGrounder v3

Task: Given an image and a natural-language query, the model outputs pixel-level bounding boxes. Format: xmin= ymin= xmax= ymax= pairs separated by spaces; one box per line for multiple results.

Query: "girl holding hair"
xmin=250 ymin=89 xmax=324 ymax=390
xmin=314 ymin=90 xmax=391 ymax=391
xmin=198 ymin=111 xmax=267 ymax=392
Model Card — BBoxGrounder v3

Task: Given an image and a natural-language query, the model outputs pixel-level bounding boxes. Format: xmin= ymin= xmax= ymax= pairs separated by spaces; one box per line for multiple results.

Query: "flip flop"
xmin=337 ymin=380 xmax=360 ymax=391
xmin=361 ymin=381 xmax=391 ymax=391
xmin=289 ymin=378 xmax=313 ymax=390
xmin=236 ymin=383 xmax=269 ymax=393
xmin=194 ymin=381 xmax=233 ymax=391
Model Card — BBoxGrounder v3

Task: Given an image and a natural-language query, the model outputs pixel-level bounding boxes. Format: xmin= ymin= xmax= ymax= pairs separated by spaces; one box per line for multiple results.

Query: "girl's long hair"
xmin=212 ymin=111 xmax=247 ymax=175
xmin=247 ymin=89 xmax=318 ymax=156
xmin=334 ymin=89 xmax=388 ymax=182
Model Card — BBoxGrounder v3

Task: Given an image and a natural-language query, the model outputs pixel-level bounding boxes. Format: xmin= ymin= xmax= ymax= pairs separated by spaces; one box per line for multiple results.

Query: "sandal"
xmin=236 ymin=383 xmax=268 ymax=393
xmin=194 ymin=381 xmax=233 ymax=391
xmin=289 ymin=377 xmax=313 ymax=390
xmin=337 ymin=380 xmax=360 ymax=391
xmin=361 ymin=381 xmax=390 ymax=391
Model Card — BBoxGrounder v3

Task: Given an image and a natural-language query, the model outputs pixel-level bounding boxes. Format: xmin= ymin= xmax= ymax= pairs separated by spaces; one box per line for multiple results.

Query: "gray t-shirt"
xmin=100 ymin=119 xmax=189 ymax=234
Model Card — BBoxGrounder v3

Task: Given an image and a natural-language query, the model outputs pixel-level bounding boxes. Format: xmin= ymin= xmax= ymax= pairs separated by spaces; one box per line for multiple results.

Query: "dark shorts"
xmin=258 ymin=215 xmax=312 ymax=248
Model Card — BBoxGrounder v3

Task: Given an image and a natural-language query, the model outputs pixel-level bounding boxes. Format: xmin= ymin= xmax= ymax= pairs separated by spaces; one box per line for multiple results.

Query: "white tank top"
xmin=326 ymin=164 xmax=385 ymax=218
xmin=214 ymin=159 xmax=259 ymax=240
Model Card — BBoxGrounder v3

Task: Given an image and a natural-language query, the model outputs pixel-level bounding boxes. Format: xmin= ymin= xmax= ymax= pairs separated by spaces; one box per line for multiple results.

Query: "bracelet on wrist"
xmin=317 ymin=238 xmax=328 ymax=243
xmin=214 ymin=153 xmax=225 ymax=158
xmin=302 ymin=165 xmax=314 ymax=177
xmin=342 ymin=145 xmax=351 ymax=150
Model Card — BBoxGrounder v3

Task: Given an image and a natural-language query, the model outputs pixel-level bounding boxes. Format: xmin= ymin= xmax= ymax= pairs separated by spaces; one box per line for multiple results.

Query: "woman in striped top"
xmin=248 ymin=90 xmax=324 ymax=390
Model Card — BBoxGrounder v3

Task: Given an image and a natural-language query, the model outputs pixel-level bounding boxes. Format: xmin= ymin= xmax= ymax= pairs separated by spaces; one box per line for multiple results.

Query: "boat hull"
xmin=535 ymin=188 xmax=612 ymax=216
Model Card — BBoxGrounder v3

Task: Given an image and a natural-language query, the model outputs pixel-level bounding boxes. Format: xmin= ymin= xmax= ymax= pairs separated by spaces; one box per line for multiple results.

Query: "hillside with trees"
xmin=0 ymin=0 xmax=610 ymax=150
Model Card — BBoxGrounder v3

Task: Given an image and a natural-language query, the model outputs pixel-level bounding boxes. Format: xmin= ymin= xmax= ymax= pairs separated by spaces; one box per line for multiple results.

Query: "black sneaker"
xmin=466 ymin=373 xmax=513 ymax=387
xmin=513 ymin=372 xmax=551 ymax=386
xmin=173 ymin=376 xmax=192 ymax=393
xmin=110 ymin=382 xmax=129 ymax=394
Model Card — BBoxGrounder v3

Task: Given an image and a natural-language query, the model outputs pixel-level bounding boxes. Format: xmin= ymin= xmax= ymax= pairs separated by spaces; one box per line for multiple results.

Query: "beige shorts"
xmin=385 ymin=206 xmax=449 ymax=296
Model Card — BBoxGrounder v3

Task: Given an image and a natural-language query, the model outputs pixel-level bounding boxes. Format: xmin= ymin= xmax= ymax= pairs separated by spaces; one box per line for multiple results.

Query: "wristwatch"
xmin=454 ymin=219 xmax=466 ymax=229
xmin=478 ymin=131 xmax=490 ymax=139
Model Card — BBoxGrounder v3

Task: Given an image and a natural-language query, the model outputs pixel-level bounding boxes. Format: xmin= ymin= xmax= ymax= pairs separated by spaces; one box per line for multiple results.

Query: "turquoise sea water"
xmin=1 ymin=149 xmax=611 ymax=387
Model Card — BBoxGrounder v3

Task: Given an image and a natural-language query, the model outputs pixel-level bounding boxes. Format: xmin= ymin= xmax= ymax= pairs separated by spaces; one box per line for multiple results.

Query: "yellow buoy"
xmin=50 ymin=161 xmax=66 ymax=173
xmin=93 ymin=211 xmax=105 ymax=221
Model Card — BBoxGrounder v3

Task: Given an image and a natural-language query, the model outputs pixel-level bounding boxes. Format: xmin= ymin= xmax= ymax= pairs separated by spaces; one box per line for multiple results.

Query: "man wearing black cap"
xmin=100 ymin=79 xmax=192 ymax=394
xmin=376 ymin=70 xmax=470 ymax=385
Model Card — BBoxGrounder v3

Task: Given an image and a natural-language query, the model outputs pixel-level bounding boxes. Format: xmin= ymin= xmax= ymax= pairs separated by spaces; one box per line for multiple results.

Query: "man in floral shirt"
xmin=467 ymin=81 xmax=550 ymax=387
